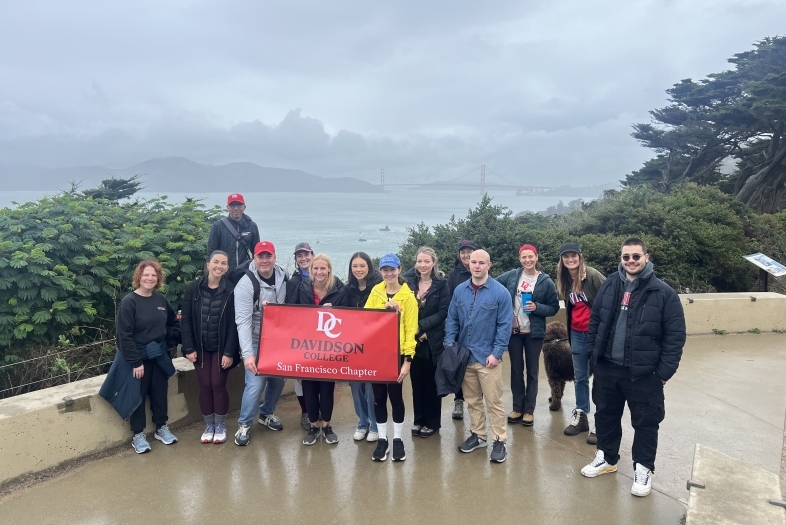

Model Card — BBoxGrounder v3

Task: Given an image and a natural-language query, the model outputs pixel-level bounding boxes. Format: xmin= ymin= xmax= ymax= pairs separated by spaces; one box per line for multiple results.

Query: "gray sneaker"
xmin=154 ymin=425 xmax=177 ymax=445
xmin=490 ymin=438 xmax=507 ymax=463
xmin=452 ymin=399 xmax=464 ymax=420
xmin=458 ymin=432 xmax=487 ymax=453
xmin=259 ymin=414 xmax=284 ymax=431
xmin=234 ymin=424 xmax=251 ymax=446
xmin=323 ymin=425 xmax=338 ymax=444
xmin=300 ymin=413 xmax=310 ymax=431
xmin=131 ymin=432 xmax=151 ymax=454
xmin=303 ymin=426 xmax=321 ymax=446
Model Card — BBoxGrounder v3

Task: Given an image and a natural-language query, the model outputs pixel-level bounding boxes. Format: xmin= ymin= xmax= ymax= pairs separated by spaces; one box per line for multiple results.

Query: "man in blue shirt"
xmin=444 ymin=249 xmax=513 ymax=463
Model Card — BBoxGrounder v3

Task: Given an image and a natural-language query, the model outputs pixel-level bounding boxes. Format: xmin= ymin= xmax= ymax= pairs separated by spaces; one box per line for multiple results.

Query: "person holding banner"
xmin=404 ymin=247 xmax=450 ymax=438
xmin=181 ymin=250 xmax=239 ymax=444
xmin=286 ymin=241 xmax=315 ymax=431
xmin=288 ymin=253 xmax=350 ymax=446
xmin=346 ymin=252 xmax=383 ymax=442
xmin=365 ymin=253 xmax=418 ymax=462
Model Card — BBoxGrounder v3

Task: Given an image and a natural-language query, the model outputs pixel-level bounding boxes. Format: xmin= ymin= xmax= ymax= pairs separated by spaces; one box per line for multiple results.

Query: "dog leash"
xmin=544 ymin=338 xmax=569 ymax=343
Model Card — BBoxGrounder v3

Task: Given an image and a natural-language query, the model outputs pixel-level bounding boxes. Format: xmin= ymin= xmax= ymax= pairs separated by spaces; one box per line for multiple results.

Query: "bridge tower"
xmin=480 ymin=165 xmax=486 ymax=195
xmin=380 ymin=168 xmax=385 ymax=192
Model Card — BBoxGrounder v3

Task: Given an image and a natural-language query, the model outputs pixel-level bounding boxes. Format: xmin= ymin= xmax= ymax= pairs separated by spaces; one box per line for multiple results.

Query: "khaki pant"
xmin=462 ymin=361 xmax=507 ymax=442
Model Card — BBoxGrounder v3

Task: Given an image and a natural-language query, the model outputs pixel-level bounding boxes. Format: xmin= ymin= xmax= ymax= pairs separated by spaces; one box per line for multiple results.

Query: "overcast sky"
xmin=1 ymin=1 xmax=784 ymax=185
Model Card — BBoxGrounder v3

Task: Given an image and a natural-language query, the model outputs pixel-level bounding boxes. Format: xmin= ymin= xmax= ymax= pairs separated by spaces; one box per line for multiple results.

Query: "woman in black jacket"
xmin=405 ymin=247 xmax=450 ymax=437
xmin=346 ymin=252 xmax=383 ymax=442
xmin=181 ymin=250 xmax=239 ymax=445
xmin=288 ymin=253 xmax=350 ymax=446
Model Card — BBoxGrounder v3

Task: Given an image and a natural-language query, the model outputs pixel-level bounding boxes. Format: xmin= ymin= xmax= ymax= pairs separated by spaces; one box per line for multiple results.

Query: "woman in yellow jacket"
xmin=364 ymin=253 xmax=417 ymax=462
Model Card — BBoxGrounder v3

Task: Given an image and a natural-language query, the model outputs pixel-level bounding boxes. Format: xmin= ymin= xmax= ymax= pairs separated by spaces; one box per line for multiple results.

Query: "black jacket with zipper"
xmin=446 ymin=259 xmax=471 ymax=295
xmin=206 ymin=213 xmax=260 ymax=270
xmin=346 ymin=270 xmax=383 ymax=308
xmin=404 ymin=268 xmax=451 ymax=366
xmin=288 ymin=276 xmax=350 ymax=307
xmin=181 ymin=275 xmax=240 ymax=369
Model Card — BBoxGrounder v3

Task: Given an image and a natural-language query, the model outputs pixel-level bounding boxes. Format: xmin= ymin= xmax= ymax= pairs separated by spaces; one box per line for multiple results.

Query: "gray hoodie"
xmin=609 ymin=261 xmax=654 ymax=365
xmin=234 ymin=261 xmax=288 ymax=360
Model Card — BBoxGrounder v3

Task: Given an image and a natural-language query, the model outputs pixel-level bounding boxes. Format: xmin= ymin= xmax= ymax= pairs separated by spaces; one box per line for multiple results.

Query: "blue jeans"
xmin=571 ymin=330 xmax=591 ymax=414
xmin=238 ymin=370 xmax=286 ymax=426
xmin=349 ymin=382 xmax=377 ymax=433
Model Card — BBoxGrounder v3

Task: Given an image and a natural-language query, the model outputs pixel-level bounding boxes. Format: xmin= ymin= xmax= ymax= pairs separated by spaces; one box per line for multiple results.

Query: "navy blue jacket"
xmin=495 ymin=268 xmax=560 ymax=339
xmin=435 ymin=344 xmax=470 ymax=397
xmin=99 ymin=351 xmax=142 ymax=420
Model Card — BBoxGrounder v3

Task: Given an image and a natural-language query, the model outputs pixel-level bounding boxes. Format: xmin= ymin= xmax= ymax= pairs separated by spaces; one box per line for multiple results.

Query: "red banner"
xmin=257 ymin=304 xmax=401 ymax=382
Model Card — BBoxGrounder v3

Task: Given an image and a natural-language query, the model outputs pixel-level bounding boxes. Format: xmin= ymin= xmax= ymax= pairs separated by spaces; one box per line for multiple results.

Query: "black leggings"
xmin=193 ymin=351 xmax=230 ymax=416
xmin=373 ymin=382 xmax=405 ymax=424
xmin=302 ymin=380 xmax=335 ymax=424
xmin=129 ymin=359 xmax=169 ymax=434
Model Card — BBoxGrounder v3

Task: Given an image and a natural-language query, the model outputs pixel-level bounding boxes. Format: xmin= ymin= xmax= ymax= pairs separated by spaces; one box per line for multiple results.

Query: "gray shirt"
xmin=234 ymin=261 xmax=288 ymax=360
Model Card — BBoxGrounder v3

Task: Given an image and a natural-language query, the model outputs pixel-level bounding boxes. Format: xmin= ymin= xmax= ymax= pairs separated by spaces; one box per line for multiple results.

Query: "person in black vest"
xmin=580 ymin=237 xmax=685 ymax=498
xmin=181 ymin=250 xmax=240 ymax=445
xmin=446 ymin=239 xmax=476 ymax=420
xmin=404 ymin=247 xmax=450 ymax=438
xmin=287 ymin=253 xmax=350 ymax=446
xmin=115 ymin=260 xmax=180 ymax=454
xmin=206 ymin=193 xmax=261 ymax=270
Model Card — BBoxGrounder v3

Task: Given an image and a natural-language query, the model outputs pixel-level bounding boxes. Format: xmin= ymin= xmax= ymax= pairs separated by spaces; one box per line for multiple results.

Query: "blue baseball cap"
xmin=379 ymin=253 xmax=401 ymax=269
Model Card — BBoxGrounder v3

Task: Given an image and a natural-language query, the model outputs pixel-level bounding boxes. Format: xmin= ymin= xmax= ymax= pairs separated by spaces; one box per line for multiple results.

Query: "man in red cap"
xmin=207 ymin=193 xmax=260 ymax=270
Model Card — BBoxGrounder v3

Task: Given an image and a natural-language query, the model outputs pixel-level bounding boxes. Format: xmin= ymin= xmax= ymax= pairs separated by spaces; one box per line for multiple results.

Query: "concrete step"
xmin=687 ymin=443 xmax=785 ymax=525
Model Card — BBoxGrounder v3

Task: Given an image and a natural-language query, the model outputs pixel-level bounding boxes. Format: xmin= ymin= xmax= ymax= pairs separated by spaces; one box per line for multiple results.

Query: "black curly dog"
xmin=543 ymin=321 xmax=592 ymax=411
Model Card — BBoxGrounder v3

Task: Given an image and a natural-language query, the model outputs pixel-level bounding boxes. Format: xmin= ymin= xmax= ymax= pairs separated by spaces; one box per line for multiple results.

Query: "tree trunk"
xmin=737 ymin=142 xmax=786 ymax=212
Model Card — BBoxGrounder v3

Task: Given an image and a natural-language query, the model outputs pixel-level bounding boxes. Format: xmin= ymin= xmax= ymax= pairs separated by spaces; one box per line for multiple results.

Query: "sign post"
xmin=742 ymin=253 xmax=786 ymax=292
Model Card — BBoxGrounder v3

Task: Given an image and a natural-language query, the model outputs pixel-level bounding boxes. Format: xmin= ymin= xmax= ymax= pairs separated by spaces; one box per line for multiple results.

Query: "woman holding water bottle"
xmin=496 ymin=244 xmax=559 ymax=427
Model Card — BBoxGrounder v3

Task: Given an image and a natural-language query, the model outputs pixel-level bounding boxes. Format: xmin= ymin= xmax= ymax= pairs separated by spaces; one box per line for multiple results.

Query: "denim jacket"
xmin=444 ymin=277 xmax=513 ymax=365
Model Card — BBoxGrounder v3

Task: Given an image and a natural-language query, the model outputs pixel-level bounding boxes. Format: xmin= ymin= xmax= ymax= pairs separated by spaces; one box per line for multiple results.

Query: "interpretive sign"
xmin=743 ymin=253 xmax=786 ymax=277
xmin=257 ymin=304 xmax=400 ymax=382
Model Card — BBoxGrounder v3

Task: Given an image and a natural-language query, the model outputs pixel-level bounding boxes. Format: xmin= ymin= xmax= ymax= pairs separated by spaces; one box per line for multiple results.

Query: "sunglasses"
xmin=621 ymin=253 xmax=645 ymax=262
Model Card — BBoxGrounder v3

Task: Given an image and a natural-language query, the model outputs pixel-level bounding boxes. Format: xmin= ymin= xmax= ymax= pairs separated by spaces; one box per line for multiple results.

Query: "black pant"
xmin=373 ymin=382 xmax=405 ymax=424
xmin=592 ymin=360 xmax=665 ymax=472
xmin=508 ymin=334 xmax=544 ymax=414
xmin=410 ymin=356 xmax=442 ymax=430
xmin=302 ymin=380 xmax=335 ymax=424
xmin=129 ymin=359 xmax=169 ymax=434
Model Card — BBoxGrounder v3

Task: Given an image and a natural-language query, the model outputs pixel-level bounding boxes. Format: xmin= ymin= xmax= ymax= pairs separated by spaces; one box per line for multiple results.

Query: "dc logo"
xmin=316 ymin=311 xmax=342 ymax=339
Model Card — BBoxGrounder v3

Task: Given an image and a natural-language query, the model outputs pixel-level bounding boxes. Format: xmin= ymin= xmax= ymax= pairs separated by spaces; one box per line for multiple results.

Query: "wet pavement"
xmin=2 ymin=333 xmax=785 ymax=525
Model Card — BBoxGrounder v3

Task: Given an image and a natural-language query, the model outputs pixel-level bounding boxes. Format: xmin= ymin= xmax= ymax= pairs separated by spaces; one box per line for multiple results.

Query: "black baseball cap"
xmin=559 ymin=242 xmax=581 ymax=256
xmin=458 ymin=239 xmax=477 ymax=252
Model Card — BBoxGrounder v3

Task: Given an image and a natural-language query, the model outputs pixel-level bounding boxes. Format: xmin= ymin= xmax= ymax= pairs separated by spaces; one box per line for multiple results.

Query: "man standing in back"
xmin=580 ymin=237 xmax=685 ymax=497
xmin=207 ymin=193 xmax=260 ymax=270
xmin=444 ymin=249 xmax=513 ymax=463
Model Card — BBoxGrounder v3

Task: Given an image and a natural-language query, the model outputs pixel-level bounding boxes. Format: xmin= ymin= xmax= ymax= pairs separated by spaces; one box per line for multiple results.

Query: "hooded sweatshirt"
xmin=234 ymin=260 xmax=288 ymax=360
xmin=609 ymin=261 xmax=654 ymax=365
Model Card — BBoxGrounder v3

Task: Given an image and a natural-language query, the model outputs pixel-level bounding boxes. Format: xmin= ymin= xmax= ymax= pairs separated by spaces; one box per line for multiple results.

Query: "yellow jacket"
xmin=364 ymin=281 xmax=418 ymax=358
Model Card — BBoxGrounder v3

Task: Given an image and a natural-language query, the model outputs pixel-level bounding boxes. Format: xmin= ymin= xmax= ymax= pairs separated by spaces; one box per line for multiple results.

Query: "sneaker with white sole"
xmin=458 ymin=432 xmax=487 ymax=453
xmin=452 ymin=399 xmax=464 ymax=420
xmin=258 ymin=414 xmax=283 ymax=431
xmin=213 ymin=423 xmax=227 ymax=444
xmin=366 ymin=431 xmax=379 ymax=442
xmin=303 ymin=426 xmax=321 ymax=446
xmin=234 ymin=424 xmax=251 ymax=446
xmin=392 ymin=438 xmax=406 ymax=461
xmin=490 ymin=438 xmax=507 ymax=463
xmin=200 ymin=424 xmax=215 ymax=444
xmin=353 ymin=428 xmax=368 ymax=441
xmin=323 ymin=425 xmax=338 ymax=444
xmin=581 ymin=450 xmax=618 ymax=478
xmin=154 ymin=425 xmax=177 ymax=445
xmin=372 ymin=439 xmax=389 ymax=461
xmin=631 ymin=463 xmax=653 ymax=497
xmin=131 ymin=432 xmax=151 ymax=454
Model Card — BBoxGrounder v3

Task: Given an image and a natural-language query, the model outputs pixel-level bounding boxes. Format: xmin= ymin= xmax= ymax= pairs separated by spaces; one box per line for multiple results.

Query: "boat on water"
xmin=359 ymin=238 xmax=367 ymax=242
xmin=379 ymin=225 xmax=390 ymax=231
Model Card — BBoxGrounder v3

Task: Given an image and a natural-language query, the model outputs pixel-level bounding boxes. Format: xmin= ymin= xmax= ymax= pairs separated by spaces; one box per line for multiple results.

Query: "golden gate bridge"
xmin=378 ymin=165 xmax=558 ymax=195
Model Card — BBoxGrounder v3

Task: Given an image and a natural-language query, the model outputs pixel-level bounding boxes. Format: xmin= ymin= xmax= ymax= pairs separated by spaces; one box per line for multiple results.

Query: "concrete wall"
xmin=1 ymin=291 xmax=784 ymax=487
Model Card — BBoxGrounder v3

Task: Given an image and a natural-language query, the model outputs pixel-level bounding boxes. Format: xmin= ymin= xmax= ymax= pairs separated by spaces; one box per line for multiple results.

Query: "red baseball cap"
xmin=227 ymin=193 xmax=245 ymax=205
xmin=254 ymin=241 xmax=276 ymax=256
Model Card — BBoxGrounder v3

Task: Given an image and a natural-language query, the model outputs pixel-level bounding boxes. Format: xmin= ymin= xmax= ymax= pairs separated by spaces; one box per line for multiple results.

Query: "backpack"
xmin=227 ymin=265 xmax=260 ymax=307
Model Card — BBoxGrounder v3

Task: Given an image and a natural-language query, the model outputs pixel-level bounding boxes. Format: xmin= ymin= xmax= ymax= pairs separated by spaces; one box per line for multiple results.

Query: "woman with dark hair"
xmin=346 ymin=251 xmax=383 ymax=442
xmin=404 ymin=247 xmax=450 ymax=438
xmin=288 ymin=253 xmax=350 ymax=446
xmin=181 ymin=250 xmax=240 ymax=444
xmin=496 ymin=244 xmax=560 ymax=428
xmin=115 ymin=260 xmax=180 ymax=453
xmin=365 ymin=253 xmax=418 ymax=462
xmin=555 ymin=242 xmax=606 ymax=444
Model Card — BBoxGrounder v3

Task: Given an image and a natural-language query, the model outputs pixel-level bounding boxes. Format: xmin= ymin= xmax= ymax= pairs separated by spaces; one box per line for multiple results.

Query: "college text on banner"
xmin=257 ymin=304 xmax=401 ymax=382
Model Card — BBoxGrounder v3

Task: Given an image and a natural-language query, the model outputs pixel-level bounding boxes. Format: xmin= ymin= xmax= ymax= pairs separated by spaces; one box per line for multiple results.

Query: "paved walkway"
xmin=2 ymin=333 xmax=785 ymax=525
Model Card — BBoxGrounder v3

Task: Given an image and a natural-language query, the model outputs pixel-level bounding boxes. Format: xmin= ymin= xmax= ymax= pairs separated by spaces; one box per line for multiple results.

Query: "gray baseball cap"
xmin=293 ymin=242 xmax=313 ymax=254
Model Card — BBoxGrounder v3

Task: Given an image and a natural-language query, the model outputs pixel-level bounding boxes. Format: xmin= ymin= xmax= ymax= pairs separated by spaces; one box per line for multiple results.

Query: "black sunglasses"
xmin=621 ymin=253 xmax=645 ymax=262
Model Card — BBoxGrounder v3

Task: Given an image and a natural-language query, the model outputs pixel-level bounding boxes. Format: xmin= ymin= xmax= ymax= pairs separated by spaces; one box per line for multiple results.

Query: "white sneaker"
xmin=353 ymin=428 xmax=368 ymax=441
xmin=200 ymin=424 xmax=215 ymax=444
xmin=366 ymin=431 xmax=379 ymax=442
xmin=580 ymin=450 xmax=618 ymax=478
xmin=631 ymin=463 xmax=653 ymax=497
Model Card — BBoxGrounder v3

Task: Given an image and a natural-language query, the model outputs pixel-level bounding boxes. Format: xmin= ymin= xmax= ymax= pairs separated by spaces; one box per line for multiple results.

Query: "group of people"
xmin=106 ymin=193 xmax=685 ymax=498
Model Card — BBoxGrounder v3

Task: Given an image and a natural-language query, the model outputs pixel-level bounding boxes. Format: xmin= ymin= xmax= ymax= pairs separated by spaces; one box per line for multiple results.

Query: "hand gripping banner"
xmin=257 ymin=304 xmax=401 ymax=382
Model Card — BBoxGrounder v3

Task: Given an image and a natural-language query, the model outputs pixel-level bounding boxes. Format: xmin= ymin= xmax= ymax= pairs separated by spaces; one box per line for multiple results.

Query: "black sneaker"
xmin=372 ymin=438 xmax=389 ymax=461
xmin=564 ymin=409 xmax=589 ymax=436
xmin=490 ymin=438 xmax=507 ymax=463
xmin=323 ymin=425 xmax=338 ymax=444
xmin=303 ymin=426 xmax=321 ymax=446
xmin=458 ymin=432 xmax=487 ymax=453
xmin=392 ymin=438 xmax=406 ymax=462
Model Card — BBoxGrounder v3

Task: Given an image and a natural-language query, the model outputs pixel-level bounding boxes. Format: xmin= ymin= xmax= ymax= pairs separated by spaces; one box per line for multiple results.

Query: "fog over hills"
xmin=0 ymin=157 xmax=383 ymax=193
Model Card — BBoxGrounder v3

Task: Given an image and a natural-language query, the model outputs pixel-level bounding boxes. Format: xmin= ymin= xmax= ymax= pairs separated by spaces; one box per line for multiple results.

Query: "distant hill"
xmin=0 ymin=157 xmax=383 ymax=193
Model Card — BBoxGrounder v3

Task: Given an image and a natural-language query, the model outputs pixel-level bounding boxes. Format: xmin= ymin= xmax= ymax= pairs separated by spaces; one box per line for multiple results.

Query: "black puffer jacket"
xmin=447 ymin=259 xmax=471 ymax=294
xmin=286 ymin=269 xmax=308 ymax=303
xmin=199 ymin=281 xmax=224 ymax=352
xmin=206 ymin=214 xmax=261 ymax=270
xmin=347 ymin=270 xmax=383 ymax=308
xmin=181 ymin=275 xmax=240 ymax=369
xmin=587 ymin=265 xmax=686 ymax=382
xmin=289 ymin=276 xmax=350 ymax=307
xmin=404 ymin=269 xmax=451 ymax=365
